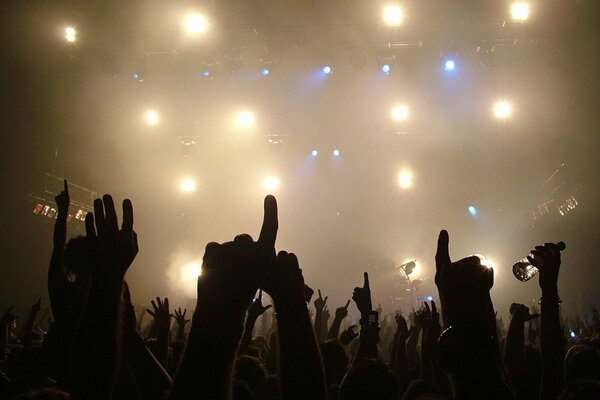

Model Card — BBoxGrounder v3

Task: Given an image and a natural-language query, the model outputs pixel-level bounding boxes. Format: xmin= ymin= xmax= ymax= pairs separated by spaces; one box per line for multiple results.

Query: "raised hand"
xmin=314 ymin=290 xmax=328 ymax=312
xmin=339 ymin=325 xmax=359 ymax=345
xmin=147 ymin=297 xmax=171 ymax=332
xmin=322 ymin=306 xmax=330 ymax=321
xmin=1 ymin=306 xmax=16 ymax=326
xmin=352 ymin=272 xmax=372 ymax=317
xmin=528 ymin=243 xmax=561 ymax=295
xmin=335 ymin=300 xmax=351 ymax=320
xmin=248 ymin=289 xmax=273 ymax=320
xmin=196 ymin=195 xmax=278 ymax=318
xmin=434 ymin=230 xmax=494 ymax=327
xmin=172 ymin=307 xmax=190 ymax=328
xmin=85 ymin=195 xmax=138 ymax=279
xmin=509 ymin=303 xmax=540 ymax=322
xmin=303 ymin=284 xmax=315 ymax=304
xmin=55 ymin=179 xmax=70 ymax=213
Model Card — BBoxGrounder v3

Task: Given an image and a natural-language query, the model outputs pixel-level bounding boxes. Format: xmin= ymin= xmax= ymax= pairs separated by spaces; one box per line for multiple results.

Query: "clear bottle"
xmin=512 ymin=242 xmax=566 ymax=282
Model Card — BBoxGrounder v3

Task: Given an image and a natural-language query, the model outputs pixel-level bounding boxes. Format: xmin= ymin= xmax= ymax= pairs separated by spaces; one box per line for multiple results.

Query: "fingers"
xmin=318 ymin=289 xmax=322 ymax=299
xmin=435 ymin=229 xmax=451 ymax=272
xmin=324 ymin=296 xmax=328 ymax=304
xmin=93 ymin=199 xmax=106 ymax=235
xmin=122 ymin=199 xmax=134 ymax=232
xmin=345 ymin=299 xmax=351 ymax=309
xmin=151 ymin=300 xmax=158 ymax=311
xmin=64 ymin=179 xmax=69 ymax=194
xmin=363 ymin=272 xmax=370 ymax=290
xmin=85 ymin=212 xmax=96 ymax=238
xmin=258 ymin=195 xmax=278 ymax=251
xmin=103 ymin=195 xmax=118 ymax=232
xmin=258 ymin=289 xmax=263 ymax=300
xmin=424 ymin=302 xmax=431 ymax=313
xmin=431 ymin=300 xmax=437 ymax=314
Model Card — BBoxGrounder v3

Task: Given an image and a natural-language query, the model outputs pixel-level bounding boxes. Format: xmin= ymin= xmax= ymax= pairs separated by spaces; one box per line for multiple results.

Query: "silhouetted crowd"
xmin=2 ymin=181 xmax=600 ymax=399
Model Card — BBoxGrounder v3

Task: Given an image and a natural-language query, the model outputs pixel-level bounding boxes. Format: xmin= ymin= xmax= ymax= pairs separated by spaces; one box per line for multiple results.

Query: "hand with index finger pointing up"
xmin=352 ymin=272 xmax=373 ymax=318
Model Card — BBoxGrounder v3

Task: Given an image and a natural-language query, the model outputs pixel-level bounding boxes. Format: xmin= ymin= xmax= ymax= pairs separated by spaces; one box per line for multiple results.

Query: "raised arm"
xmin=240 ymin=290 xmax=272 ymax=354
xmin=48 ymin=180 xmax=70 ymax=314
xmin=327 ymin=300 xmax=350 ymax=340
xmin=71 ymin=195 xmax=139 ymax=399
xmin=146 ymin=297 xmax=172 ymax=369
xmin=529 ymin=243 xmax=565 ymax=400
xmin=169 ymin=195 xmax=278 ymax=400
xmin=262 ymin=251 xmax=328 ymax=399
xmin=313 ymin=290 xmax=328 ymax=343
xmin=352 ymin=272 xmax=379 ymax=361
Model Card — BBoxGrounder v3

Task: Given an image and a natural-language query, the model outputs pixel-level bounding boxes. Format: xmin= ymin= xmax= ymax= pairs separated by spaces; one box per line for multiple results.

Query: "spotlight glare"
xmin=391 ymin=104 xmax=409 ymax=122
xmin=235 ymin=111 xmax=255 ymax=129
xmin=180 ymin=178 xmax=197 ymax=193
xmin=322 ymin=65 xmax=332 ymax=74
xmin=426 ymin=295 xmax=433 ymax=302
xmin=383 ymin=5 xmax=403 ymax=26
xmin=261 ymin=68 xmax=270 ymax=76
xmin=311 ymin=150 xmax=318 ymax=157
xmin=444 ymin=60 xmax=456 ymax=71
xmin=202 ymin=70 xmax=210 ymax=78
xmin=397 ymin=170 xmax=413 ymax=189
xmin=381 ymin=64 xmax=391 ymax=74
xmin=468 ymin=205 xmax=478 ymax=216
xmin=64 ymin=26 xmax=77 ymax=42
xmin=263 ymin=177 xmax=279 ymax=191
xmin=145 ymin=110 xmax=159 ymax=126
xmin=494 ymin=101 xmax=513 ymax=119
xmin=511 ymin=3 xmax=530 ymax=22
xmin=181 ymin=261 xmax=202 ymax=282
xmin=332 ymin=149 xmax=340 ymax=157
xmin=184 ymin=13 xmax=208 ymax=34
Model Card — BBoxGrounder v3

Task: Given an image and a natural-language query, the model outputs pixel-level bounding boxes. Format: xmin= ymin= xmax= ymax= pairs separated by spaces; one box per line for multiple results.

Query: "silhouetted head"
xmin=339 ymin=358 xmax=398 ymax=400
xmin=64 ymin=236 xmax=89 ymax=276
xmin=565 ymin=345 xmax=600 ymax=385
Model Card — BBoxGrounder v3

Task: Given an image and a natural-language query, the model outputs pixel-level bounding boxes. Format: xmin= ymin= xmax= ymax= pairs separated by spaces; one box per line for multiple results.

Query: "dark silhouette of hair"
xmin=339 ymin=358 xmax=398 ymax=400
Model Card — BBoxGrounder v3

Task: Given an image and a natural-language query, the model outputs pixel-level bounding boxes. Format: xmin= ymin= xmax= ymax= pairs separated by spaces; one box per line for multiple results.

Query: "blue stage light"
xmin=322 ymin=65 xmax=332 ymax=74
xmin=311 ymin=150 xmax=318 ymax=157
xmin=444 ymin=60 xmax=456 ymax=71
xmin=261 ymin=68 xmax=270 ymax=76
xmin=132 ymin=72 xmax=140 ymax=80
xmin=468 ymin=205 xmax=477 ymax=216
xmin=202 ymin=70 xmax=210 ymax=78
xmin=332 ymin=149 xmax=340 ymax=157
xmin=426 ymin=295 xmax=433 ymax=302
xmin=381 ymin=64 xmax=391 ymax=74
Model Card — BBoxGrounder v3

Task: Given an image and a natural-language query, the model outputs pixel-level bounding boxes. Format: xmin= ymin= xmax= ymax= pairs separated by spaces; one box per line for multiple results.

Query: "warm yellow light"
xmin=397 ymin=170 xmax=413 ymax=189
xmin=181 ymin=262 xmax=202 ymax=280
xmin=65 ymin=27 xmax=77 ymax=43
xmin=493 ymin=101 xmax=512 ymax=119
xmin=184 ymin=13 xmax=208 ymax=34
xmin=472 ymin=254 xmax=496 ymax=270
xmin=180 ymin=178 xmax=197 ymax=193
xmin=236 ymin=111 xmax=255 ymax=129
xmin=391 ymin=105 xmax=409 ymax=122
xmin=146 ymin=110 xmax=159 ymax=125
xmin=511 ymin=3 xmax=530 ymax=22
xmin=263 ymin=177 xmax=279 ymax=191
xmin=383 ymin=5 xmax=403 ymax=26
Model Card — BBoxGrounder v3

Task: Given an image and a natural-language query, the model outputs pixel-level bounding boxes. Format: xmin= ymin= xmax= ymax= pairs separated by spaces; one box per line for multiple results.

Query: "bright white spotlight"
xmin=468 ymin=205 xmax=478 ymax=217
xmin=381 ymin=64 xmax=391 ymax=74
xmin=383 ymin=5 xmax=403 ymax=26
xmin=146 ymin=110 xmax=159 ymax=126
xmin=444 ymin=60 xmax=456 ymax=71
xmin=235 ymin=111 xmax=255 ymax=129
xmin=65 ymin=27 xmax=77 ymax=43
xmin=494 ymin=101 xmax=512 ymax=119
xmin=263 ymin=177 xmax=279 ymax=191
xmin=184 ymin=13 xmax=208 ymax=34
xmin=202 ymin=70 xmax=210 ymax=78
xmin=322 ymin=65 xmax=332 ymax=74
xmin=397 ymin=170 xmax=413 ymax=189
xmin=261 ymin=68 xmax=270 ymax=76
xmin=180 ymin=178 xmax=197 ymax=193
xmin=332 ymin=149 xmax=340 ymax=157
xmin=511 ymin=3 xmax=530 ymax=22
xmin=311 ymin=150 xmax=318 ymax=157
xmin=426 ymin=295 xmax=433 ymax=302
xmin=391 ymin=105 xmax=409 ymax=122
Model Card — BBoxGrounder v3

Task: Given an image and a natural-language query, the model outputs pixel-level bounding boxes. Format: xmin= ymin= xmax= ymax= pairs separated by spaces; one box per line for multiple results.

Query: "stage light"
xmin=570 ymin=330 xmax=576 ymax=338
xmin=381 ymin=64 xmax=391 ymax=74
xmin=131 ymin=72 xmax=141 ymax=81
xmin=444 ymin=60 xmax=456 ymax=71
xmin=322 ymin=65 xmax=332 ymax=74
xmin=311 ymin=150 xmax=318 ymax=157
xmin=180 ymin=178 xmax=197 ymax=193
xmin=391 ymin=105 xmax=409 ymax=122
xmin=383 ymin=5 xmax=403 ymax=26
xmin=263 ymin=177 xmax=279 ymax=191
xmin=235 ymin=111 xmax=255 ymax=129
xmin=65 ymin=27 xmax=77 ymax=43
xmin=146 ymin=110 xmax=159 ymax=126
xmin=397 ymin=170 xmax=413 ymax=189
xmin=494 ymin=101 xmax=512 ymax=119
xmin=332 ymin=149 xmax=340 ymax=157
xmin=202 ymin=70 xmax=210 ymax=78
xmin=261 ymin=68 xmax=270 ymax=76
xmin=468 ymin=205 xmax=478 ymax=216
xmin=426 ymin=295 xmax=433 ymax=302
xmin=511 ymin=3 xmax=530 ymax=22
xmin=184 ymin=13 xmax=208 ymax=35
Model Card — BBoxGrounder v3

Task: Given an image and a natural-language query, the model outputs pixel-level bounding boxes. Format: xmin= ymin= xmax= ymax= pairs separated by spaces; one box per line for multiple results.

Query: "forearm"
xmin=327 ymin=317 xmax=343 ymax=340
xmin=419 ymin=328 xmax=433 ymax=381
xmin=504 ymin=317 xmax=526 ymax=375
xmin=314 ymin=308 xmax=323 ymax=343
xmin=169 ymin=313 xmax=244 ymax=400
xmin=275 ymin=297 xmax=327 ymax=400
xmin=355 ymin=323 xmax=379 ymax=361
xmin=71 ymin=278 xmax=124 ymax=399
xmin=240 ymin=315 xmax=258 ymax=354
xmin=539 ymin=296 xmax=565 ymax=400
xmin=406 ymin=327 xmax=420 ymax=366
